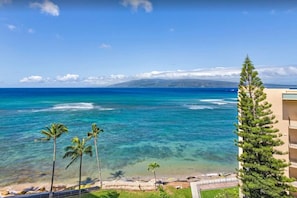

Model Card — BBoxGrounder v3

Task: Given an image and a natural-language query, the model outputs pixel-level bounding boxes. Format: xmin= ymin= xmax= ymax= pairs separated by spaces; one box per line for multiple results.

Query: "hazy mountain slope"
xmin=109 ymin=79 xmax=238 ymax=88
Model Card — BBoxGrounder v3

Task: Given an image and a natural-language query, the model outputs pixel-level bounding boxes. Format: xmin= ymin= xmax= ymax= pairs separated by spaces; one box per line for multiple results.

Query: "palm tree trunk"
xmin=154 ymin=171 xmax=156 ymax=190
xmin=49 ymin=138 xmax=56 ymax=198
xmin=79 ymin=155 xmax=82 ymax=198
xmin=94 ymin=139 xmax=102 ymax=188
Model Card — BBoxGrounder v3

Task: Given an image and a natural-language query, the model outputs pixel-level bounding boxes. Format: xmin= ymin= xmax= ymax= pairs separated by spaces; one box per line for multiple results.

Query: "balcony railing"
xmin=291 ymin=162 xmax=297 ymax=168
xmin=283 ymin=92 xmax=297 ymax=100
xmin=290 ymin=125 xmax=297 ymax=130
xmin=290 ymin=144 xmax=297 ymax=149
xmin=288 ymin=117 xmax=297 ymax=128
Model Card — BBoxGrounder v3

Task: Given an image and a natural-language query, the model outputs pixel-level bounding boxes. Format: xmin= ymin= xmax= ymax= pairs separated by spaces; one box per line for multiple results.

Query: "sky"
xmin=1 ymin=0 xmax=297 ymax=87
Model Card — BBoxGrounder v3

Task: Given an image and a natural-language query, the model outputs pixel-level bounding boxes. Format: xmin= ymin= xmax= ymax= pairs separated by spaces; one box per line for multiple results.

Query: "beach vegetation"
xmin=158 ymin=186 xmax=170 ymax=198
xmin=148 ymin=162 xmax=160 ymax=190
xmin=236 ymin=56 xmax=295 ymax=197
xmin=36 ymin=123 xmax=68 ymax=198
xmin=87 ymin=123 xmax=104 ymax=188
xmin=64 ymin=136 xmax=93 ymax=198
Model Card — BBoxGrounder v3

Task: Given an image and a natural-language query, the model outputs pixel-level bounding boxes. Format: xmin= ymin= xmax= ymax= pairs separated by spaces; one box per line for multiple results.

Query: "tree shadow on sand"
xmin=81 ymin=177 xmax=99 ymax=185
xmin=109 ymin=170 xmax=125 ymax=180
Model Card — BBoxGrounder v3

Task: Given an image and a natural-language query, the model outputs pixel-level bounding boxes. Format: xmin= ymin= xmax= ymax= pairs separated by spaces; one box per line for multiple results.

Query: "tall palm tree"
xmin=36 ymin=123 xmax=68 ymax=198
xmin=148 ymin=162 xmax=160 ymax=190
xmin=63 ymin=136 xmax=92 ymax=198
xmin=87 ymin=123 xmax=104 ymax=188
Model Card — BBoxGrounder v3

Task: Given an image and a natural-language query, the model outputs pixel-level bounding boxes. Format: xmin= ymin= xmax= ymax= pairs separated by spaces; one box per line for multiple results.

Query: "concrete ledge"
xmin=190 ymin=177 xmax=238 ymax=198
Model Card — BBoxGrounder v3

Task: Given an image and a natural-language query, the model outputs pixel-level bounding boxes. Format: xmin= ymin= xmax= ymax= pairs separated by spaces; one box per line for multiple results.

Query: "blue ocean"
xmin=0 ymin=88 xmax=238 ymax=186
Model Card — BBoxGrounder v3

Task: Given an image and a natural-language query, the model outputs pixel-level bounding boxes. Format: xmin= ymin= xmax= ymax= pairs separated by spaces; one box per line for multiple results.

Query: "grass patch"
xmin=82 ymin=190 xmax=158 ymax=198
xmin=79 ymin=185 xmax=191 ymax=198
xmin=78 ymin=186 xmax=238 ymax=198
xmin=201 ymin=187 xmax=239 ymax=198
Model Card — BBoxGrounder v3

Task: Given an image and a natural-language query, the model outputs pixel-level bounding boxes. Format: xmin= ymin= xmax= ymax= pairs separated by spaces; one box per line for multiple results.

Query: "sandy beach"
xmin=0 ymin=172 xmax=237 ymax=197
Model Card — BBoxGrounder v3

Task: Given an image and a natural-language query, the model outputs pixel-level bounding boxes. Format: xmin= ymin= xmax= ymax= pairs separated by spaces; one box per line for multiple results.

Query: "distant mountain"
xmin=109 ymin=79 xmax=238 ymax=88
xmin=109 ymin=78 xmax=297 ymax=88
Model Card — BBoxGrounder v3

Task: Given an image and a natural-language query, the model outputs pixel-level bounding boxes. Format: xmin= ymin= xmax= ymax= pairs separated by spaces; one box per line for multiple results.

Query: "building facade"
xmin=265 ymin=89 xmax=297 ymax=181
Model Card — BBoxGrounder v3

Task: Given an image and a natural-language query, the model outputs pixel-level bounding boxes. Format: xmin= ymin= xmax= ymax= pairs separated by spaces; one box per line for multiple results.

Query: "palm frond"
xmin=72 ymin=136 xmax=80 ymax=144
xmin=41 ymin=130 xmax=53 ymax=138
xmin=65 ymin=157 xmax=79 ymax=169
xmin=63 ymin=151 xmax=77 ymax=159
xmin=64 ymin=136 xmax=93 ymax=172
xmin=87 ymin=132 xmax=93 ymax=137
xmin=148 ymin=162 xmax=160 ymax=171
xmin=35 ymin=137 xmax=51 ymax=142
xmin=84 ymin=145 xmax=93 ymax=157
xmin=65 ymin=146 xmax=76 ymax=151
xmin=89 ymin=123 xmax=104 ymax=139
xmin=55 ymin=124 xmax=68 ymax=138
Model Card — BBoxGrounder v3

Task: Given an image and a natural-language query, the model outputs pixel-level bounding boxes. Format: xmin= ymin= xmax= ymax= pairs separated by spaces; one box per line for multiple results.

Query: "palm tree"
xmin=87 ymin=123 xmax=104 ymax=188
xmin=148 ymin=162 xmax=160 ymax=190
xmin=36 ymin=123 xmax=68 ymax=198
xmin=63 ymin=136 xmax=92 ymax=198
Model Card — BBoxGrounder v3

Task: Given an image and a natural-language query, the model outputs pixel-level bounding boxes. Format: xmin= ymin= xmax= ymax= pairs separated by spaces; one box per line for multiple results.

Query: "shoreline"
xmin=0 ymin=171 xmax=237 ymax=197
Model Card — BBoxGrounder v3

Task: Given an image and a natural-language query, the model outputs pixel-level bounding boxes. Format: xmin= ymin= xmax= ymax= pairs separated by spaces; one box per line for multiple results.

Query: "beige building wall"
xmin=265 ymin=88 xmax=297 ymax=179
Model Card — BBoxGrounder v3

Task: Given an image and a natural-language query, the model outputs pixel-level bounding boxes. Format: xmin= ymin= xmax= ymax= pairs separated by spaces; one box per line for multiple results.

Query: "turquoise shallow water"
xmin=0 ymin=88 xmax=238 ymax=186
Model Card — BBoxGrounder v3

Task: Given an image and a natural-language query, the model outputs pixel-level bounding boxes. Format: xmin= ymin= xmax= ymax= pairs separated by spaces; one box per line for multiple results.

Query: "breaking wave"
xmin=186 ymin=105 xmax=214 ymax=110
xmin=23 ymin=102 xmax=114 ymax=112
xmin=200 ymin=99 xmax=227 ymax=105
xmin=52 ymin=103 xmax=94 ymax=110
xmin=200 ymin=98 xmax=237 ymax=105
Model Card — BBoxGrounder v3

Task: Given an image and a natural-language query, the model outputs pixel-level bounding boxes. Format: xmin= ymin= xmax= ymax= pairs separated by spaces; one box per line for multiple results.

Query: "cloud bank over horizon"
xmin=16 ymin=65 xmax=297 ymax=87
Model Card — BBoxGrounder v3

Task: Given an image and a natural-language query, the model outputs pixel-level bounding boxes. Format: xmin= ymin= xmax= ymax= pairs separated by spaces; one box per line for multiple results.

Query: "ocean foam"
xmin=187 ymin=105 xmax=214 ymax=110
xmin=200 ymin=99 xmax=227 ymax=105
xmin=97 ymin=107 xmax=114 ymax=111
xmin=52 ymin=102 xmax=95 ymax=110
xmin=24 ymin=103 xmax=114 ymax=112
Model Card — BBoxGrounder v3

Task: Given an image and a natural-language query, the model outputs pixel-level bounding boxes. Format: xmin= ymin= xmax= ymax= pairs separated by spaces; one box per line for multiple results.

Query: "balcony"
xmin=289 ymin=127 xmax=297 ymax=145
xmin=289 ymin=147 xmax=297 ymax=163
xmin=289 ymin=162 xmax=297 ymax=179
xmin=291 ymin=162 xmax=297 ymax=168
xmin=283 ymin=100 xmax=297 ymax=120
xmin=283 ymin=91 xmax=297 ymax=101
xmin=290 ymin=125 xmax=297 ymax=130
xmin=290 ymin=144 xmax=297 ymax=149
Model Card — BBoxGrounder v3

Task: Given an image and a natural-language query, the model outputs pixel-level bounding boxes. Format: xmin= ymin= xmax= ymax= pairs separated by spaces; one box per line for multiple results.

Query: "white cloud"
xmin=20 ymin=75 xmax=44 ymax=83
xmin=134 ymin=66 xmax=297 ymax=85
xmin=258 ymin=66 xmax=297 ymax=77
xmin=136 ymin=67 xmax=241 ymax=79
xmin=56 ymin=74 xmax=79 ymax=82
xmin=84 ymin=74 xmax=128 ymax=86
xmin=0 ymin=0 xmax=11 ymax=6
xmin=99 ymin=43 xmax=112 ymax=49
xmin=30 ymin=0 xmax=59 ymax=16
xmin=121 ymin=0 xmax=153 ymax=13
xmin=7 ymin=24 xmax=16 ymax=31
xmin=17 ymin=66 xmax=297 ymax=87
xmin=28 ymin=28 xmax=35 ymax=34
